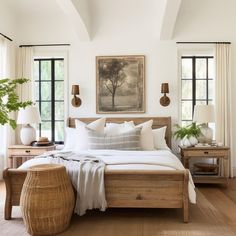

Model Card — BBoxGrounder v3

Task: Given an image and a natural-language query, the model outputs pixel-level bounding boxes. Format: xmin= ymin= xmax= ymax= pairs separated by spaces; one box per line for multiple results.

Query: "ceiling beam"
xmin=56 ymin=0 xmax=91 ymax=41
xmin=159 ymin=0 xmax=182 ymax=40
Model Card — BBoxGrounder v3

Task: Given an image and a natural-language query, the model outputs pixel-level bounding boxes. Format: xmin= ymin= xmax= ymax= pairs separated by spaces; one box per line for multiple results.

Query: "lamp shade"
xmin=71 ymin=85 xmax=80 ymax=95
xmin=17 ymin=106 xmax=41 ymax=124
xmin=161 ymin=83 xmax=169 ymax=93
xmin=193 ymin=104 xmax=215 ymax=123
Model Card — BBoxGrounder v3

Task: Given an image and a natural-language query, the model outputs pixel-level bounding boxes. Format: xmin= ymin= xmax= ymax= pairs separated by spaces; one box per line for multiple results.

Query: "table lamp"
xmin=193 ymin=104 xmax=215 ymax=143
xmin=17 ymin=106 xmax=41 ymax=145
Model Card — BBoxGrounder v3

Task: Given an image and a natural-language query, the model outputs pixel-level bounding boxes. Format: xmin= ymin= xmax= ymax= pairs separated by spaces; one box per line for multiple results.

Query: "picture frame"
xmin=96 ymin=55 xmax=145 ymax=114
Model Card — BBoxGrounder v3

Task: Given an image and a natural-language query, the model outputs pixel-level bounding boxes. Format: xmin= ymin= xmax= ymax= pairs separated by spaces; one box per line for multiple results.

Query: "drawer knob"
xmin=204 ymin=151 xmax=209 ymax=154
xmin=136 ymin=194 xmax=143 ymax=200
xmin=25 ymin=150 xmax=31 ymax=153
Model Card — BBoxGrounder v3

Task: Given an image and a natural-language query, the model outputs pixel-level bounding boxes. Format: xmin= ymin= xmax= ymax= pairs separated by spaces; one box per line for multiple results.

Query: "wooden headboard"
xmin=68 ymin=117 xmax=172 ymax=148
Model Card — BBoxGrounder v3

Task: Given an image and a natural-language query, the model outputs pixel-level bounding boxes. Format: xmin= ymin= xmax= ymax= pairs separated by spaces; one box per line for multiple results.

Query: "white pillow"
xmin=63 ymin=127 xmax=78 ymax=151
xmin=105 ymin=121 xmax=134 ymax=135
xmin=75 ymin=117 xmax=106 ymax=151
xmin=152 ymin=126 xmax=170 ymax=150
xmin=134 ymin=120 xmax=154 ymax=151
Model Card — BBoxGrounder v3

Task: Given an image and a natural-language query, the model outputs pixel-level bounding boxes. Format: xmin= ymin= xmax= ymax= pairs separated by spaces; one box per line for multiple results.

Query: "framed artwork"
xmin=96 ymin=55 xmax=145 ymax=114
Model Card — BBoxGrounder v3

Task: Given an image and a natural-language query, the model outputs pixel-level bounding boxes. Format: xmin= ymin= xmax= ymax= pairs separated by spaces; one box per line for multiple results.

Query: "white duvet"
xmin=19 ymin=149 xmax=196 ymax=204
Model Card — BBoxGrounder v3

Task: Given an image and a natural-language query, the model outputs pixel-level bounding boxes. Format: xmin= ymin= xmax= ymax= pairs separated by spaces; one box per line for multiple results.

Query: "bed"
xmin=3 ymin=117 xmax=193 ymax=223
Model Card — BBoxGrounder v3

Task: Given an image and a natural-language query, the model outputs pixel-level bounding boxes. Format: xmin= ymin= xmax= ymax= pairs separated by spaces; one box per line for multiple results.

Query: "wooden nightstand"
xmin=8 ymin=145 xmax=56 ymax=168
xmin=179 ymin=146 xmax=230 ymax=185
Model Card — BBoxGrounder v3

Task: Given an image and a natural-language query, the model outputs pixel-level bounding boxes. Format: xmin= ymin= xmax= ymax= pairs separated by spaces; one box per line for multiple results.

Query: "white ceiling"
xmin=1 ymin=0 xmax=182 ymax=42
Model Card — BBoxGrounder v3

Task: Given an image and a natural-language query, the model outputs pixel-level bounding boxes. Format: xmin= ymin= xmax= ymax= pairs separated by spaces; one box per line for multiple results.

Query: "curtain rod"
xmin=176 ymin=41 xmax=231 ymax=44
xmin=0 ymin=32 xmax=13 ymax=41
xmin=19 ymin=43 xmax=71 ymax=47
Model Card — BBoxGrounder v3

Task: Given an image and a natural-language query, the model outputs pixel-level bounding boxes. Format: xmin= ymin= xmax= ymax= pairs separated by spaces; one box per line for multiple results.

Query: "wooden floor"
xmin=1 ymin=180 xmax=236 ymax=236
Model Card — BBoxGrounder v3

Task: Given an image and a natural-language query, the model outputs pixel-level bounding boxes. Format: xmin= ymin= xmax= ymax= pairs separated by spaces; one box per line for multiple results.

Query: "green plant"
xmin=0 ymin=78 xmax=33 ymax=129
xmin=173 ymin=122 xmax=202 ymax=140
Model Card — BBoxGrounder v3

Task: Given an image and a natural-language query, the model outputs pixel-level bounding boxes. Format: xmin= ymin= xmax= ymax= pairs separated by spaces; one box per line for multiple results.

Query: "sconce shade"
xmin=71 ymin=85 xmax=80 ymax=95
xmin=17 ymin=106 xmax=41 ymax=124
xmin=193 ymin=104 xmax=215 ymax=123
xmin=161 ymin=83 xmax=169 ymax=93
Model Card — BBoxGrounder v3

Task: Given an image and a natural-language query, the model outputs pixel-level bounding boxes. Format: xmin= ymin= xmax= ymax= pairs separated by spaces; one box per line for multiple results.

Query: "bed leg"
xmin=3 ymin=168 xmax=12 ymax=220
xmin=183 ymin=170 xmax=189 ymax=223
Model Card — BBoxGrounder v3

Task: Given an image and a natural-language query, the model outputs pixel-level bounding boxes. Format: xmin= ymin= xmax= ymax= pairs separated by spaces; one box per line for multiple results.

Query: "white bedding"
xmin=19 ymin=149 xmax=196 ymax=204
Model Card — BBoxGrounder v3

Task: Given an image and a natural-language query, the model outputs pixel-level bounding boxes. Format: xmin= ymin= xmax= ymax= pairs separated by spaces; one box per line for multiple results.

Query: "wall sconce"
xmin=160 ymin=83 xmax=170 ymax=107
xmin=71 ymin=85 xmax=82 ymax=107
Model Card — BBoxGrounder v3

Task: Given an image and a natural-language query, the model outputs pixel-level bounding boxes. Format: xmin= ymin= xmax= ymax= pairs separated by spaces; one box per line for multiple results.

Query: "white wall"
xmin=0 ymin=2 xmax=16 ymax=40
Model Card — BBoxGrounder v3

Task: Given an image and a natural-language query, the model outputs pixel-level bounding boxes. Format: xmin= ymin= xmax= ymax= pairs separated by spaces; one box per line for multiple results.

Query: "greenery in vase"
xmin=0 ymin=78 xmax=33 ymax=129
xmin=173 ymin=122 xmax=202 ymax=140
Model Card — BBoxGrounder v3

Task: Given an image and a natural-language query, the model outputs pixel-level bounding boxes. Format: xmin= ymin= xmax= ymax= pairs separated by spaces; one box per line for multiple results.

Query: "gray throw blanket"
xmin=36 ymin=152 xmax=107 ymax=216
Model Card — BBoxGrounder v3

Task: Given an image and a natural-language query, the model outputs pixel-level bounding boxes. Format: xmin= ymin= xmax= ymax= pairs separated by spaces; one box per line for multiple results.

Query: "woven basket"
xmin=20 ymin=164 xmax=75 ymax=236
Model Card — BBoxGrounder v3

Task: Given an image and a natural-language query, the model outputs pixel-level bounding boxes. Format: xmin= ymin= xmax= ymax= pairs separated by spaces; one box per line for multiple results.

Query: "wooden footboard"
xmin=3 ymin=168 xmax=189 ymax=223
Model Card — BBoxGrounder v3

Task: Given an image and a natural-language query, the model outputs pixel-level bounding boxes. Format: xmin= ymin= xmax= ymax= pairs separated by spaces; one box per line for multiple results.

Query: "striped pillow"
xmin=86 ymin=127 xmax=142 ymax=150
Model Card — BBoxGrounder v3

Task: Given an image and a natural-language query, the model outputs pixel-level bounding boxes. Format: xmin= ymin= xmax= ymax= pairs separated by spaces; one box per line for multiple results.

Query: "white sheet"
xmin=19 ymin=149 xmax=196 ymax=204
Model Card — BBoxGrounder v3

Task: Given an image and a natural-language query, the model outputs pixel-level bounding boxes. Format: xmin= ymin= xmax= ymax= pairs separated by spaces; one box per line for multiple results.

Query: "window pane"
xmin=35 ymin=82 xmax=39 ymax=100
xmin=181 ymin=121 xmax=192 ymax=127
xmin=34 ymin=61 xmax=39 ymax=81
xmin=182 ymin=59 xmax=192 ymax=79
xmin=40 ymin=122 xmax=52 ymax=140
xmin=196 ymin=100 xmax=207 ymax=105
xmin=41 ymin=102 xmax=51 ymax=120
xmin=182 ymin=101 xmax=192 ymax=120
xmin=196 ymin=59 xmax=206 ymax=79
xmin=41 ymin=61 xmax=51 ymax=80
xmin=196 ymin=80 xmax=206 ymax=99
xmin=208 ymin=58 xmax=214 ymax=79
xmin=182 ymin=80 xmax=192 ymax=99
xmin=55 ymin=102 xmax=64 ymax=120
xmin=55 ymin=60 xmax=64 ymax=81
xmin=41 ymin=82 xmax=51 ymax=100
xmin=55 ymin=81 xmax=64 ymax=100
xmin=208 ymin=80 xmax=213 ymax=100
xmin=55 ymin=122 xmax=64 ymax=141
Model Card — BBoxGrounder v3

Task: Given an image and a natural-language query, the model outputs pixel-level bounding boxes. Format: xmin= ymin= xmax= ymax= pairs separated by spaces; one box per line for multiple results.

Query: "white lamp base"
xmin=198 ymin=124 xmax=213 ymax=144
xmin=20 ymin=124 xmax=36 ymax=145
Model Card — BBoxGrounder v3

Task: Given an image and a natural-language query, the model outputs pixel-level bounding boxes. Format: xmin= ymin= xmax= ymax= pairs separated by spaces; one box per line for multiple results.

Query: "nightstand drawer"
xmin=183 ymin=149 xmax=228 ymax=157
xmin=9 ymin=148 xmax=48 ymax=156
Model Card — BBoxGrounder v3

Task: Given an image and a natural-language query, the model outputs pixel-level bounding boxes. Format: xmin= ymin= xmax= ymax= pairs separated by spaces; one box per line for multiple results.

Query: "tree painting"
xmin=96 ymin=56 xmax=145 ymax=113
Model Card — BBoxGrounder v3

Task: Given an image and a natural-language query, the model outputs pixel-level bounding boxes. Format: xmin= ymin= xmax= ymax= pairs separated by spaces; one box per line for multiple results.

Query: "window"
xmin=181 ymin=56 xmax=214 ymax=127
xmin=34 ymin=58 xmax=65 ymax=143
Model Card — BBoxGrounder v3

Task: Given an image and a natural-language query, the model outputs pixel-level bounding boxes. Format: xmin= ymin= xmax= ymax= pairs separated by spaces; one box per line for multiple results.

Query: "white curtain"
xmin=16 ymin=47 xmax=34 ymax=144
xmin=16 ymin=47 xmax=34 ymax=102
xmin=215 ymin=43 xmax=233 ymax=177
xmin=0 ymin=37 xmax=16 ymax=179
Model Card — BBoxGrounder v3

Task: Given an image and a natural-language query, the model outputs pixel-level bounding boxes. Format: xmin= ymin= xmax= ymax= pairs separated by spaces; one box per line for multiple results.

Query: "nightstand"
xmin=179 ymin=146 xmax=230 ymax=185
xmin=8 ymin=145 xmax=56 ymax=168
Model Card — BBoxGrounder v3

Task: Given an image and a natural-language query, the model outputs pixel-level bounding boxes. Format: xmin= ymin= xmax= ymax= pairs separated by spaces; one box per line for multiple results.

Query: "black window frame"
xmin=181 ymin=56 xmax=214 ymax=125
xmin=34 ymin=58 xmax=64 ymax=144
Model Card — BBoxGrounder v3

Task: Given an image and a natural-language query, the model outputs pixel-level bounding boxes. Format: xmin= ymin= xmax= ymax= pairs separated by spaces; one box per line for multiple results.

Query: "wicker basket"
xmin=20 ymin=164 xmax=75 ymax=236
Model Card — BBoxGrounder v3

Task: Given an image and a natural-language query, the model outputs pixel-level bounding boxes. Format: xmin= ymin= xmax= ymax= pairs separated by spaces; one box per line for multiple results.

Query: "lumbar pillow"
xmin=133 ymin=120 xmax=154 ymax=151
xmin=152 ymin=126 xmax=169 ymax=150
xmin=75 ymin=117 xmax=106 ymax=151
xmin=105 ymin=121 xmax=134 ymax=135
xmin=87 ymin=127 xmax=142 ymax=150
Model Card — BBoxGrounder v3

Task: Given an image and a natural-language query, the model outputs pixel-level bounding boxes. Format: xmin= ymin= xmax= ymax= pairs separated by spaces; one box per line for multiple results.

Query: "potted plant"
xmin=173 ymin=122 xmax=202 ymax=147
xmin=0 ymin=78 xmax=32 ymax=129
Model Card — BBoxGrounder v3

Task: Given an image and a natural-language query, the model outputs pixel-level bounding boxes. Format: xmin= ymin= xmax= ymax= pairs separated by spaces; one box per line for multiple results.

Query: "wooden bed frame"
xmin=3 ymin=117 xmax=190 ymax=223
